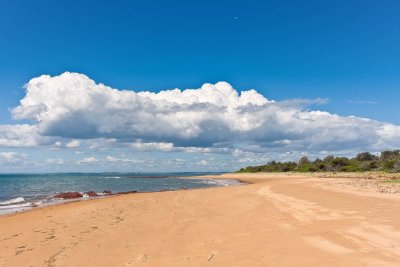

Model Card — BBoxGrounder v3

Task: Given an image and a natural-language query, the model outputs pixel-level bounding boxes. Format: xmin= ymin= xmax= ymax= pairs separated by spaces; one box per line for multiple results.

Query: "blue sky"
xmin=0 ymin=0 xmax=399 ymax=172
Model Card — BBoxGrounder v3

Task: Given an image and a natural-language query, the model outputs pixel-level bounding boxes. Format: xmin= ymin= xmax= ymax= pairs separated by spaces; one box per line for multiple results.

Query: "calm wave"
xmin=0 ymin=172 xmax=239 ymax=215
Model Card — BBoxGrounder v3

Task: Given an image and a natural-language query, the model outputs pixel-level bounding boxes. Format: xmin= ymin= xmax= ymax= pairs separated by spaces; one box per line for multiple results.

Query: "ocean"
xmin=0 ymin=172 xmax=239 ymax=215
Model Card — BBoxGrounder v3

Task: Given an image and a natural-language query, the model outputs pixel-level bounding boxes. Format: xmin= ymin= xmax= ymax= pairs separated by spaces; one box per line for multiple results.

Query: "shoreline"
xmin=0 ymin=176 xmax=243 ymax=217
xmin=2 ymin=171 xmax=399 ymax=220
xmin=1 ymin=172 xmax=400 ymax=266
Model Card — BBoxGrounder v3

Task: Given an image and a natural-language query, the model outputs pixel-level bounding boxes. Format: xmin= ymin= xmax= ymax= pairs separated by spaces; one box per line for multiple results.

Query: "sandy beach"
xmin=1 ymin=173 xmax=400 ymax=267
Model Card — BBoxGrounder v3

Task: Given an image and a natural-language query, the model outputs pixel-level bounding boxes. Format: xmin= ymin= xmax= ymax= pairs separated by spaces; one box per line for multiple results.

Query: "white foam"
xmin=0 ymin=202 xmax=32 ymax=210
xmin=200 ymin=178 xmax=242 ymax=186
xmin=0 ymin=197 xmax=25 ymax=205
xmin=32 ymin=201 xmax=42 ymax=206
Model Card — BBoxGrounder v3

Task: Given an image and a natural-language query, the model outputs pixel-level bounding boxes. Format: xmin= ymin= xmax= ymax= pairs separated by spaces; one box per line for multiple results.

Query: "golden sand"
xmin=1 ymin=173 xmax=400 ymax=266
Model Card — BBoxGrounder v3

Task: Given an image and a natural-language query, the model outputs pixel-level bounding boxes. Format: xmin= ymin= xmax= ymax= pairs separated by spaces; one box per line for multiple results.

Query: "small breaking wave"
xmin=0 ymin=202 xmax=32 ymax=210
xmin=0 ymin=174 xmax=241 ymax=216
xmin=0 ymin=197 xmax=45 ymax=214
xmin=0 ymin=197 xmax=25 ymax=205
xmin=198 ymin=178 xmax=242 ymax=186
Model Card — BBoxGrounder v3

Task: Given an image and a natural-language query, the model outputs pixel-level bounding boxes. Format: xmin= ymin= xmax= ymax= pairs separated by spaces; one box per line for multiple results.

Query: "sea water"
xmin=0 ymin=173 xmax=240 ymax=215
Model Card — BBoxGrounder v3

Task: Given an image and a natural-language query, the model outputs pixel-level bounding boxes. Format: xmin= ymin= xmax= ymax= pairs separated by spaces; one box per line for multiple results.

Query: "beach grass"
xmin=383 ymin=179 xmax=400 ymax=184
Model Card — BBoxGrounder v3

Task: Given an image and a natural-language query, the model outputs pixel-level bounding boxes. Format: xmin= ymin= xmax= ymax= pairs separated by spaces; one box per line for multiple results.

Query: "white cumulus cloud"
xmin=45 ymin=158 xmax=64 ymax=164
xmin=0 ymin=152 xmax=28 ymax=163
xmin=77 ymin=157 xmax=98 ymax=164
xmin=1 ymin=71 xmax=399 ymax=155
xmin=65 ymin=139 xmax=80 ymax=148
xmin=0 ymin=124 xmax=41 ymax=147
xmin=131 ymin=141 xmax=175 ymax=151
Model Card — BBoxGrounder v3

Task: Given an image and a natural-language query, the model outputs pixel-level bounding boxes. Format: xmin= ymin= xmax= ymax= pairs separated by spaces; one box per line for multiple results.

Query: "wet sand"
xmin=1 ymin=172 xmax=400 ymax=266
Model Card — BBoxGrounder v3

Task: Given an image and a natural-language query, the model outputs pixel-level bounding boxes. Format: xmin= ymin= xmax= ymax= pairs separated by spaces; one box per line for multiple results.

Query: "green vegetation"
xmin=237 ymin=150 xmax=400 ymax=173
xmin=383 ymin=179 xmax=400 ymax=184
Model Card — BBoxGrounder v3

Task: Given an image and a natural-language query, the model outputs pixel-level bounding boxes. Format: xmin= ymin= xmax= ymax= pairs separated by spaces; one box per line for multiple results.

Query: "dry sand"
xmin=1 ymin=172 xmax=400 ymax=266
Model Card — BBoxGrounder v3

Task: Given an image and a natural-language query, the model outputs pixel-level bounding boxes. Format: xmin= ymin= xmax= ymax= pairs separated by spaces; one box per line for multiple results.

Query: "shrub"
xmin=340 ymin=165 xmax=360 ymax=172
xmin=356 ymin=152 xmax=378 ymax=161
xmin=299 ymin=156 xmax=310 ymax=165
xmin=323 ymin=155 xmax=334 ymax=163
xmin=358 ymin=161 xmax=377 ymax=171
xmin=383 ymin=160 xmax=396 ymax=170
xmin=332 ymin=157 xmax=350 ymax=167
xmin=296 ymin=163 xmax=318 ymax=172
xmin=381 ymin=150 xmax=400 ymax=161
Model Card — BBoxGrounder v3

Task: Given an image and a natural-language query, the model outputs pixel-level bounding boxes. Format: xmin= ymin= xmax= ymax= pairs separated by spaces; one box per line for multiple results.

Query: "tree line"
xmin=237 ymin=150 xmax=400 ymax=173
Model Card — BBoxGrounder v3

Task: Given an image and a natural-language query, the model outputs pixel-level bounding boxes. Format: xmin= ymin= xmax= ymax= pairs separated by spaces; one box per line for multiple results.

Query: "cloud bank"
xmin=2 ymin=72 xmax=400 ymax=156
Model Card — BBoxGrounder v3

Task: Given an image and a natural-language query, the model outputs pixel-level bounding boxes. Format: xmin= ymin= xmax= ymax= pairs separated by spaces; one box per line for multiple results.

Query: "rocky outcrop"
xmin=53 ymin=190 xmax=139 ymax=199
xmin=85 ymin=191 xmax=99 ymax=197
xmin=54 ymin=192 xmax=83 ymax=199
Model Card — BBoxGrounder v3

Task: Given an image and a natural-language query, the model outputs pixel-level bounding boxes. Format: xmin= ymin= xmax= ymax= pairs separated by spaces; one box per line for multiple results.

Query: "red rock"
xmin=102 ymin=190 xmax=113 ymax=195
xmin=85 ymin=191 xmax=98 ymax=197
xmin=54 ymin=192 xmax=83 ymax=199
